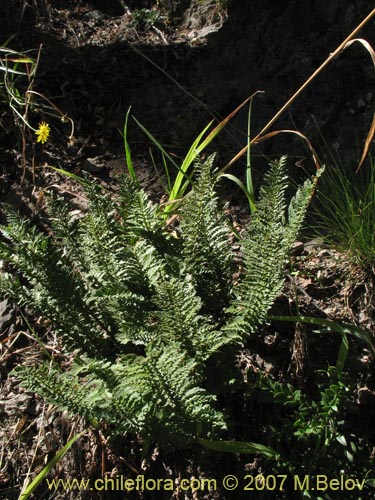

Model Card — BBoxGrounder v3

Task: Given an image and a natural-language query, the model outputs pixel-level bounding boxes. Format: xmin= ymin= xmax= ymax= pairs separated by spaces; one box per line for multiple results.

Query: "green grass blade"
xmin=48 ymin=166 xmax=92 ymax=187
xmin=199 ymin=95 xmax=251 ymax=152
xmin=198 ymin=438 xmax=278 ymax=459
xmin=19 ymin=433 xmax=82 ymax=500
xmin=246 ymin=97 xmax=255 ymax=212
xmin=219 ymin=173 xmax=257 ymax=213
xmin=166 ymin=104 xmax=248 ymax=207
xmin=132 ymin=116 xmax=179 ymax=170
xmin=162 ymin=151 xmax=172 ymax=192
xmin=134 ymin=96 xmax=252 ymax=214
xmin=168 ymin=120 xmax=213 ymax=204
xmin=336 ymin=332 xmax=350 ymax=374
xmin=123 ymin=106 xmax=137 ymax=182
xmin=311 ymin=158 xmax=375 ymax=270
xmin=177 ymin=96 xmax=253 ymax=199
xmin=149 ymin=147 xmax=169 ymax=194
xmin=133 ymin=117 xmax=214 ymax=212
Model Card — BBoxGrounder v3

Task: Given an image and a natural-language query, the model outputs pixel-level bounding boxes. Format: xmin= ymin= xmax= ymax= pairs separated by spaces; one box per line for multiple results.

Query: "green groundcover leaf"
xmin=198 ymin=438 xmax=278 ymax=459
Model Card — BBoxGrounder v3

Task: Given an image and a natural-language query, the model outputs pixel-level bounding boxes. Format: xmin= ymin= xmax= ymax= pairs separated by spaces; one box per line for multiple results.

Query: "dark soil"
xmin=1 ymin=1 xmax=375 ymax=499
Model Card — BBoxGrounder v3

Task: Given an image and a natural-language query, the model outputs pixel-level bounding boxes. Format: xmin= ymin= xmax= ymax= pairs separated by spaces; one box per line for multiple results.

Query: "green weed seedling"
xmin=130 ymin=8 xmax=166 ymax=31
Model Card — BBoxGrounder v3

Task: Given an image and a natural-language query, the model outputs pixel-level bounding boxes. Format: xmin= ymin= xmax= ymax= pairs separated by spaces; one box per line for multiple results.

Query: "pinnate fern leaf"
xmin=1 ymin=155 xmax=316 ymax=446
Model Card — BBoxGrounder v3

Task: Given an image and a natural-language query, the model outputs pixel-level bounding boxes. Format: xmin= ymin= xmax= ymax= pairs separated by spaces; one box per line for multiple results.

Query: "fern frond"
xmin=180 ymin=155 xmax=233 ymax=315
xmin=286 ymin=167 xmax=324 ymax=248
xmin=151 ymin=273 xmax=231 ymax=361
xmin=227 ymin=157 xmax=315 ymax=338
xmin=143 ymin=345 xmax=226 ymax=441
xmin=13 ymin=363 xmax=100 ymax=423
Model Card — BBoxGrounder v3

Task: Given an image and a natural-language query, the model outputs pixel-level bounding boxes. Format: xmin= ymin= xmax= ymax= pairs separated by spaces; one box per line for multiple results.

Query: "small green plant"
xmin=0 ymin=44 xmax=74 ymax=179
xmin=124 ymin=97 xmax=251 ymax=216
xmin=130 ymin=8 xmax=165 ymax=31
xmin=311 ymin=157 xmax=375 ymax=272
xmin=250 ymin=367 xmax=375 ymax=499
xmin=0 ymin=156 xmax=317 ymax=451
xmin=0 ymin=46 xmax=53 ymax=138
xmin=0 ymin=46 xmax=36 ymax=125
xmin=246 ymin=312 xmax=375 ymax=498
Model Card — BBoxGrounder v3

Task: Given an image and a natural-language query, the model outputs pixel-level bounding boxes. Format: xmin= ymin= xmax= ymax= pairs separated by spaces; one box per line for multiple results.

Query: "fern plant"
xmin=226 ymin=158 xmax=320 ymax=337
xmin=0 ymin=155 xmax=317 ymax=447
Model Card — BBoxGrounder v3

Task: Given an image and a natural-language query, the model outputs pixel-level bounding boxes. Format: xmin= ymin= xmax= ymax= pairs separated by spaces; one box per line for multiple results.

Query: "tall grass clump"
xmin=311 ymin=157 xmax=375 ymax=272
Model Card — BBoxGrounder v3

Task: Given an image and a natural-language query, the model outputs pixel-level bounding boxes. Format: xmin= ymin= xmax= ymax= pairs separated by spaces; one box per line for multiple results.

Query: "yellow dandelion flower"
xmin=35 ymin=121 xmax=50 ymax=144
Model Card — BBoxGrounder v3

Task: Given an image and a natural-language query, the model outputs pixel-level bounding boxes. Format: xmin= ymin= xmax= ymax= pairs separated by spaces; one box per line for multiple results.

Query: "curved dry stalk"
xmin=222 ymin=128 xmax=321 ymax=174
xmin=26 ymin=89 xmax=75 ymax=140
xmin=343 ymin=38 xmax=375 ymax=172
xmin=223 ymin=7 xmax=375 ymax=172
xmin=254 ymin=129 xmax=321 ymax=170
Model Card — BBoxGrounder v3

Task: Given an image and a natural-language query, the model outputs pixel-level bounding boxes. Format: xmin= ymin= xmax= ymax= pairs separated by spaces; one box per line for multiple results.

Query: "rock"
xmin=317 ymin=249 xmax=332 ymax=258
xmin=81 ymin=155 xmax=108 ymax=173
xmin=303 ymin=239 xmax=319 ymax=253
xmin=0 ymin=299 xmax=15 ymax=332
xmin=290 ymin=241 xmax=304 ymax=256
xmin=2 ymin=391 xmax=33 ymax=417
xmin=357 ymin=386 xmax=375 ymax=407
xmin=181 ymin=0 xmax=226 ymax=33
xmin=254 ymin=353 xmax=278 ymax=375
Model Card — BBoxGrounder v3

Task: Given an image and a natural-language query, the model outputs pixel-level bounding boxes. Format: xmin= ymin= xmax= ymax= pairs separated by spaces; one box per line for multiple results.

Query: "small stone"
xmin=317 ymin=249 xmax=331 ymax=257
xmin=290 ymin=241 xmax=304 ymax=256
xmin=0 ymin=299 xmax=15 ymax=332
xmin=3 ymin=392 xmax=33 ymax=416
xmin=254 ymin=354 xmax=278 ymax=374
xmin=81 ymin=156 xmax=107 ymax=173
xmin=357 ymin=98 xmax=366 ymax=109
xmin=357 ymin=387 xmax=375 ymax=406
xmin=303 ymin=238 xmax=323 ymax=253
